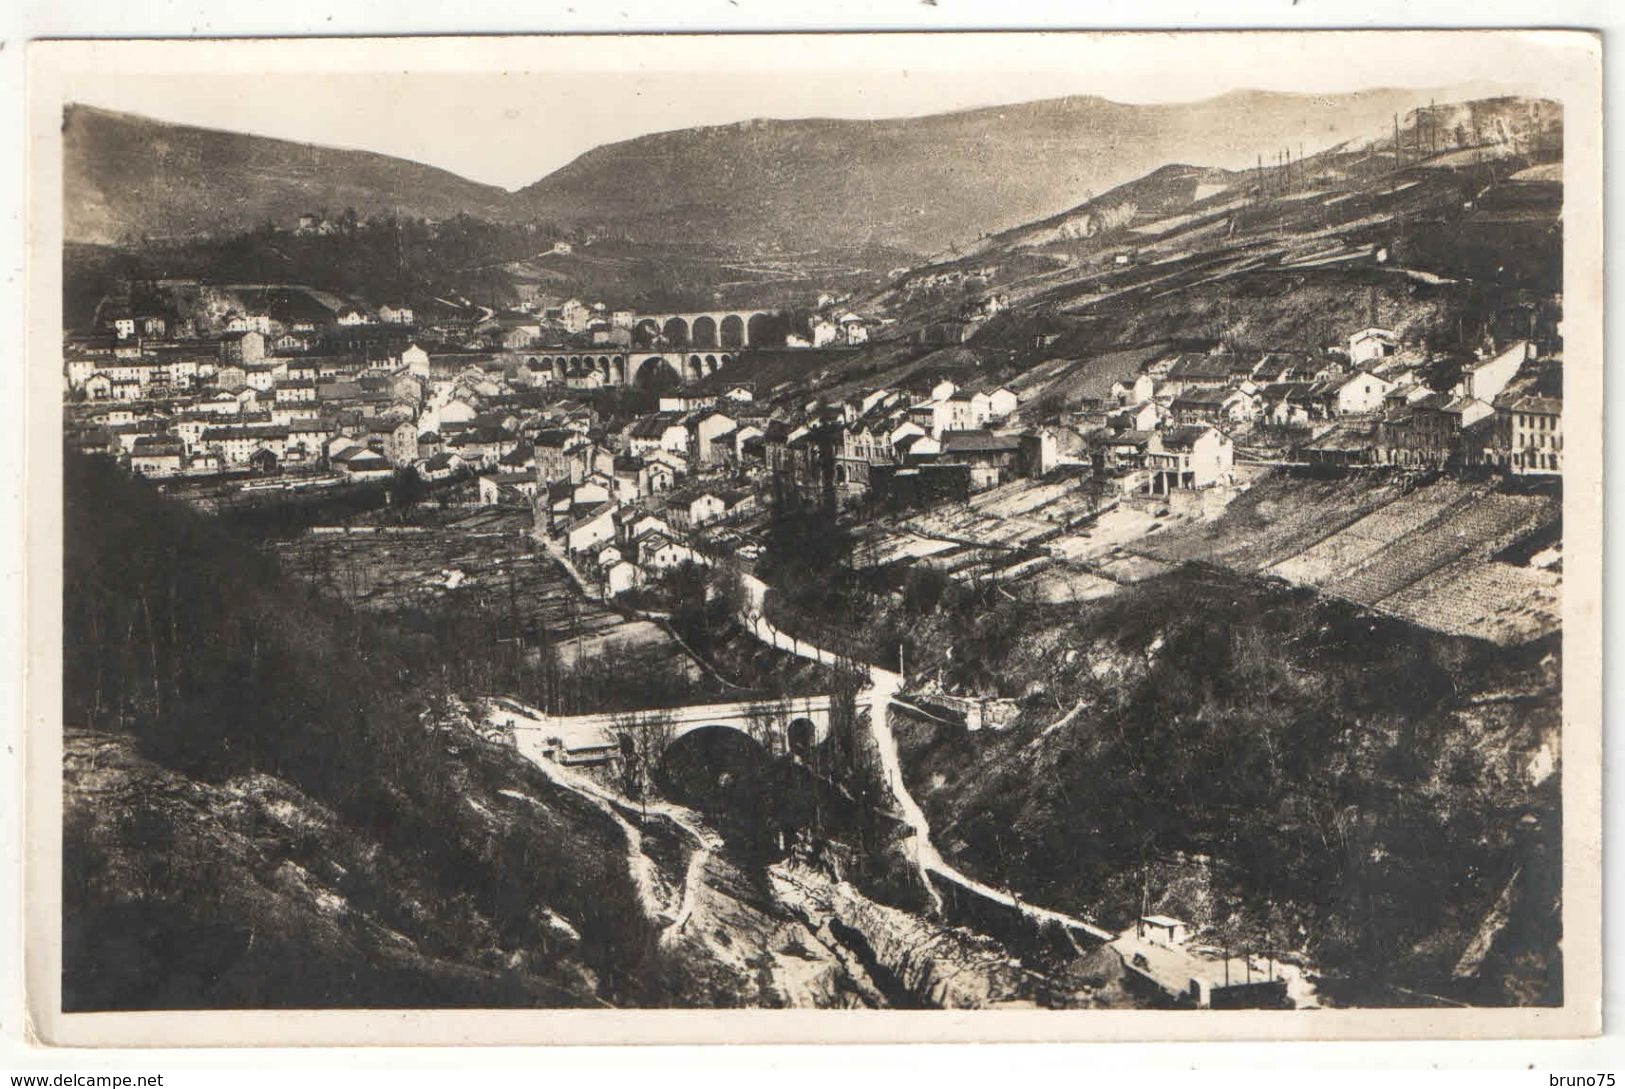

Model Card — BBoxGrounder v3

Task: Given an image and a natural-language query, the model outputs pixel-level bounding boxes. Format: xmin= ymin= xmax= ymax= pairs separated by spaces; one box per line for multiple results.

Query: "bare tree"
xmin=613 ymin=708 xmax=678 ymax=820
xmin=744 ymin=694 xmax=788 ymax=760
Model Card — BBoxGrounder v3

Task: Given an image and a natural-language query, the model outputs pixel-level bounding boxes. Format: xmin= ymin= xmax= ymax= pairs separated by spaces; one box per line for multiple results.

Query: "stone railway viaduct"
xmin=519 ymin=308 xmax=778 ymax=389
xmin=631 ymin=310 xmax=775 ymax=351
xmin=526 ymin=349 xmax=742 ymax=389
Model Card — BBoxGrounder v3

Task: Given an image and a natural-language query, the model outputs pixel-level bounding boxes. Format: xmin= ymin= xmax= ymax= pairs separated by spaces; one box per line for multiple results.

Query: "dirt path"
xmin=738 ymin=574 xmax=1113 ymax=941
xmin=497 ymin=697 xmax=721 ymax=944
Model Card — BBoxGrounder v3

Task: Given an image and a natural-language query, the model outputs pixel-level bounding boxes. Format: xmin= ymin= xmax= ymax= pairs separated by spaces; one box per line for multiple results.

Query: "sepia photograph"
xmin=22 ymin=28 xmax=1603 ymax=1045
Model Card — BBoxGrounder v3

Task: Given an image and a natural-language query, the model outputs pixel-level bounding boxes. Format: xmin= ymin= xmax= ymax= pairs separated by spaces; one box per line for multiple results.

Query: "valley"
xmin=59 ymin=83 xmax=1569 ymax=1013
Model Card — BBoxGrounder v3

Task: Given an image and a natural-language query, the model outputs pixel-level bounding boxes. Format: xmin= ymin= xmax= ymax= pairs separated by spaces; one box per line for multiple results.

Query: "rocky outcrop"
xmin=768 ymin=863 xmax=1062 ymax=1008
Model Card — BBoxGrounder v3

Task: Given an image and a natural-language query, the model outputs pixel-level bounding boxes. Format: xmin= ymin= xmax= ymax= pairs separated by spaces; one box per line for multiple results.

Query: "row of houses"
xmin=1054 ymin=330 xmax=1558 ymax=477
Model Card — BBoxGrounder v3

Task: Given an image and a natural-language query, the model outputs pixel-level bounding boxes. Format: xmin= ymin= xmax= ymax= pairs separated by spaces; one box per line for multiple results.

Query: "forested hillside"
xmin=62 ymin=455 xmax=714 ymax=1008
xmin=885 ymin=565 xmax=1562 ymax=1006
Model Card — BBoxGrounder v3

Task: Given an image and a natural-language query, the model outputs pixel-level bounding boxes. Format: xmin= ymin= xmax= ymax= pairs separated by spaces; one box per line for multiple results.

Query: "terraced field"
xmin=899 ymin=477 xmax=1099 ymax=550
xmin=860 ymin=476 xmax=1110 ymax=583
xmin=1379 ymin=557 xmax=1561 ymax=645
xmin=1267 ymin=481 xmax=1487 ymax=587
xmin=1134 ymin=475 xmax=1408 ymax=571
xmin=1323 ymin=491 xmax=1553 ymax=606
xmin=1121 ymin=473 xmax=1560 ymax=644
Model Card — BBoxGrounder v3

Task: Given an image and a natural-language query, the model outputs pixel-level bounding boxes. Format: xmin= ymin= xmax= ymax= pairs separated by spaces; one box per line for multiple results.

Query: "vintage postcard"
xmin=23 ymin=29 xmax=1602 ymax=1045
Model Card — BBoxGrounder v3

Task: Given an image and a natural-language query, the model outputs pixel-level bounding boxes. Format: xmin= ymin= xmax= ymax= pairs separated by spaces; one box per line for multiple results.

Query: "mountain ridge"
xmin=67 ymin=83 xmax=1509 ymax=253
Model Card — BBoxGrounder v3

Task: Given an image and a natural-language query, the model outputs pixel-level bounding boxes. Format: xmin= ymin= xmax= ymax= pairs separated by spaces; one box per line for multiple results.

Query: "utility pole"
xmin=1138 ymin=859 xmax=1150 ymax=939
xmin=1393 ymin=114 xmax=1402 ymax=171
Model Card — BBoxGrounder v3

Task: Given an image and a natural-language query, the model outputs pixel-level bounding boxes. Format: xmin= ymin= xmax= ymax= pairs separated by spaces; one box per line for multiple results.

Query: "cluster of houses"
xmin=69 ymin=283 xmax=1563 ymax=603
xmin=783 ymin=294 xmax=876 ymax=350
xmin=1298 ymin=335 xmax=1563 ymax=476
xmin=1032 ymin=328 xmax=1563 ymax=483
xmin=64 ymin=329 xmax=600 ymax=484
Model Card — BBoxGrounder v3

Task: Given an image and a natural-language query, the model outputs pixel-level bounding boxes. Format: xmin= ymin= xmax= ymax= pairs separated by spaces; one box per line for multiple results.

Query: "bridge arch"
xmin=609 ymin=355 xmax=626 ymax=385
xmin=499 ymin=693 xmax=852 ymax=772
xmin=747 ymin=313 xmax=775 ymax=347
xmin=663 ymin=316 xmax=691 ymax=348
xmin=634 ymin=318 xmax=661 ymax=348
xmin=636 ymin=355 xmax=681 ymax=390
xmin=704 ymin=354 xmax=720 ymax=374
xmin=720 ymin=314 xmax=745 ymax=349
xmin=786 ymin=717 xmax=816 ymax=757
xmin=692 ymin=315 xmax=719 ymax=349
xmin=685 ymin=355 xmax=704 ymax=383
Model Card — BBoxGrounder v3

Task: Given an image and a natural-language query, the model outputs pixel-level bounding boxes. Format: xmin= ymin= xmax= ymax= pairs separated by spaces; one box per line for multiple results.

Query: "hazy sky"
xmin=55 ymin=31 xmax=1566 ymax=190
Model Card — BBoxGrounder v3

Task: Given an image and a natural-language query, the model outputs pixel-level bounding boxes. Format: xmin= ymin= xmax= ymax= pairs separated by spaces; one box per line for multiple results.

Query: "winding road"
xmin=500 ymin=699 xmax=722 ymax=946
xmin=737 ymin=574 xmax=1114 ymax=943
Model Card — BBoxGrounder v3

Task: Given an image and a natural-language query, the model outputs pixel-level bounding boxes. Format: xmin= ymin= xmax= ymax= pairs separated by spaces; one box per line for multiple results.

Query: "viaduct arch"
xmin=534 ymin=351 xmax=735 ymax=389
xmin=629 ymin=309 xmax=772 ymax=349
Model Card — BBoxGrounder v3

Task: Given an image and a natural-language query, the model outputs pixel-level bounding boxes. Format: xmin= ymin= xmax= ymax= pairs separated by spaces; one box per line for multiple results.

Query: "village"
xmin=48 ymin=64 xmax=1583 ymax=1023
xmin=63 ymin=264 xmax=1563 ymax=633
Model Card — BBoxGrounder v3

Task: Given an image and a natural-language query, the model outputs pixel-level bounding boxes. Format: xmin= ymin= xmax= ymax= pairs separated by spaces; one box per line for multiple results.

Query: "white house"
xmin=572 ymin=479 xmax=612 ymax=507
xmin=400 ymin=343 xmax=431 ymax=378
xmin=691 ymin=411 xmax=738 ymax=466
xmin=333 ymin=445 xmax=392 ymax=479
xmin=627 ymin=415 xmax=692 ymax=458
xmin=478 ymin=471 xmax=538 ymax=506
xmin=1146 ymin=425 xmax=1233 ymax=492
xmin=622 ymin=512 xmax=673 ymax=546
xmin=1113 ymin=374 xmax=1158 ymax=406
xmin=638 ymin=533 xmax=706 ymax=572
xmin=416 ymin=451 xmax=466 ymax=482
xmin=1111 ymin=400 xmax=1162 ymax=433
xmin=908 ymin=399 xmax=954 ymax=439
xmin=838 ymin=313 xmax=869 ymax=346
xmin=66 ymin=359 xmax=99 ymax=389
xmin=669 ymin=492 xmax=726 ymax=530
xmin=1326 ymin=371 xmax=1395 ymax=415
xmin=603 ymin=559 xmax=642 ymax=597
xmin=945 ymin=390 xmax=994 ymax=432
xmin=566 ymin=504 xmax=619 ymax=555
xmin=1347 ymin=327 xmax=1399 ymax=365
xmin=986 ymin=387 xmax=1019 ymax=420
xmin=1463 ymin=340 xmax=1534 ymax=403
xmin=129 ymin=435 xmax=185 ymax=477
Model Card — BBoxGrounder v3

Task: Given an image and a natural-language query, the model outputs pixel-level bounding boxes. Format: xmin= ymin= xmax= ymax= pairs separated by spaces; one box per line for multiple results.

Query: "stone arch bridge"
xmin=528 ymin=350 xmax=741 ymax=389
xmin=632 ymin=310 xmax=774 ymax=350
xmin=485 ymin=693 xmax=868 ymax=768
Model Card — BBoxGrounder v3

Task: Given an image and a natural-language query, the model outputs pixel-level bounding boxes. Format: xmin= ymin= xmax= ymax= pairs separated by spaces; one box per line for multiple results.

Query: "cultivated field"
xmin=276 ymin=507 xmax=681 ymax=661
xmin=1131 ymin=474 xmax=1561 ymax=644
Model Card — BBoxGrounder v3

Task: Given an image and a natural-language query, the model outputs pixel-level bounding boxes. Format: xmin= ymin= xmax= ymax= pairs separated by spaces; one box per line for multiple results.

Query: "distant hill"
xmin=63 ymin=105 xmax=520 ymax=245
xmin=513 ymin=87 xmax=1498 ymax=255
xmin=66 ymin=86 xmax=1497 ymax=252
